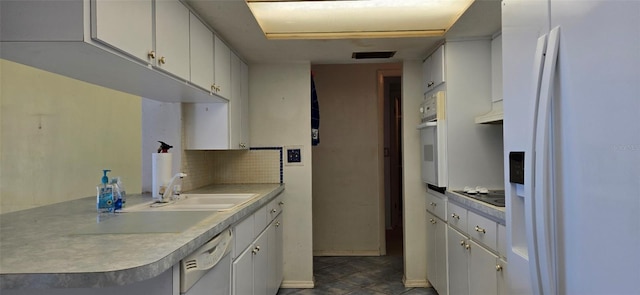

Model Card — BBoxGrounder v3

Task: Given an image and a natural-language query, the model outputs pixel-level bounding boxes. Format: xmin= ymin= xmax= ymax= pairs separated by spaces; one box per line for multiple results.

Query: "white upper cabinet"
xmin=214 ymin=36 xmax=232 ymax=99
xmin=183 ymin=103 xmax=229 ymax=150
xmin=189 ymin=12 xmax=215 ymax=92
xmin=91 ymin=0 xmax=153 ymax=63
xmin=1 ymin=0 xmax=227 ymax=103
xmin=422 ymin=44 xmax=446 ymax=94
xmin=229 ymin=52 xmax=250 ymax=149
xmin=155 ymin=0 xmax=190 ymax=80
xmin=240 ymin=61 xmax=250 ymax=148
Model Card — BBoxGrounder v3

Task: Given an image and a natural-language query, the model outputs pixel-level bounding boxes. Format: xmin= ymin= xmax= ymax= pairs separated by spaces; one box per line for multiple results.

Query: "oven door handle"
xmin=417 ymin=121 xmax=437 ymax=129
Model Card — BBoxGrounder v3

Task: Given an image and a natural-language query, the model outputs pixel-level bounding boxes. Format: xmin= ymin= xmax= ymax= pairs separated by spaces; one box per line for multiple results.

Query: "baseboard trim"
xmin=280 ymin=280 xmax=315 ymax=289
xmin=403 ymin=277 xmax=430 ymax=288
xmin=313 ymin=250 xmax=381 ymax=256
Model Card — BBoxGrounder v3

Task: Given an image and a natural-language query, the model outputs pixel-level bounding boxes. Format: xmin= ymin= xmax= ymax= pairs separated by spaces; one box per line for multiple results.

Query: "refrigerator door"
xmin=502 ymin=0 xmax=550 ymax=294
xmin=549 ymin=1 xmax=640 ymax=294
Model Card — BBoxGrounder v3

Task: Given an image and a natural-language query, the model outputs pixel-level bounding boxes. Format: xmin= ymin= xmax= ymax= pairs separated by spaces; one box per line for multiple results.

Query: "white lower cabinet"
xmin=426 ymin=211 xmax=447 ymax=295
xmin=447 ymin=226 xmax=469 ymax=295
xmin=232 ymin=196 xmax=284 ymax=295
xmin=468 ymin=239 xmax=498 ymax=295
xmin=446 ymin=200 xmax=506 ymax=295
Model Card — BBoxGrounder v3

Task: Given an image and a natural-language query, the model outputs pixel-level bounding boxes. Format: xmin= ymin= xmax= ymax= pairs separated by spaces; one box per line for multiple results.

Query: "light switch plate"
xmin=285 ymin=145 xmax=303 ymax=166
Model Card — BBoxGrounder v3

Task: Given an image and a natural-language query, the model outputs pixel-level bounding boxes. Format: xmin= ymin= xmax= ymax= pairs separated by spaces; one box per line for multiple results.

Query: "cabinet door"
xmin=229 ymin=52 xmax=243 ymax=149
xmin=425 ymin=211 xmax=437 ymax=289
xmin=468 ymin=239 xmax=499 ymax=295
xmin=155 ymin=0 xmax=190 ymax=80
xmin=430 ymin=45 xmax=445 ymax=88
xmin=183 ymin=103 xmax=229 ymax=150
xmin=233 ymin=247 xmax=254 ymax=295
xmin=447 ymin=226 xmax=469 ymax=295
xmin=422 ymin=56 xmax=432 ymax=93
xmin=497 ymin=258 xmax=507 ymax=295
xmin=266 ymin=219 xmax=280 ymax=295
xmin=91 ymin=0 xmax=152 ymax=63
xmin=253 ymin=230 xmax=269 ymax=295
xmin=434 ymin=216 xmax=448 ymax=295
xmin=214 ymin=36 xmax=232 ymax=99
xmin=240 ymin=60 xmax=250 ymax=148
xmin=275 ymin=218 xmax=283 ymax=288
xmin=189 ymin=13 xmax=214 ymax=91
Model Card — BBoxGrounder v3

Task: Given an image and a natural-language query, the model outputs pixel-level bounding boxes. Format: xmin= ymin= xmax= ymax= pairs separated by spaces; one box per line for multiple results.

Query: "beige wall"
xmin=310 ymin=63 xmax=401 ymax=255
xmin=402 ymin=60 xmax=428 ymax=287
xmin=249 ymin=63 xmax=314 ymax=288
xmin=0 ymin=59 xmax=142 ymax=214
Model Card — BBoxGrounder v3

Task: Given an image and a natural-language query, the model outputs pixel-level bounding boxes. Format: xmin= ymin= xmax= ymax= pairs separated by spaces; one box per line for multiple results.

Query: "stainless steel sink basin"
xmin=123 ymin=193 xmax=259 ymax=212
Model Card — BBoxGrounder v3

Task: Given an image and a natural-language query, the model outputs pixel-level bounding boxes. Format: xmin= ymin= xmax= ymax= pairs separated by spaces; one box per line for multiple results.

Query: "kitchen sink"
xmin=123 ymin=193 xmax=259 ymax=212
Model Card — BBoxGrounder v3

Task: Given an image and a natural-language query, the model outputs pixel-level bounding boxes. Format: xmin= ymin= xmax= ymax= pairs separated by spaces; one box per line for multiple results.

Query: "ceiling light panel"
xmin=246 ymin=0 xmax=475 ymax=39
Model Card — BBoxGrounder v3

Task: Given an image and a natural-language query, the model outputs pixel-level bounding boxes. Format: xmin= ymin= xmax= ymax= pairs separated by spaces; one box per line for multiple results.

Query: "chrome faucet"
xmin=161 ymin=173 xmax=187 ymax=202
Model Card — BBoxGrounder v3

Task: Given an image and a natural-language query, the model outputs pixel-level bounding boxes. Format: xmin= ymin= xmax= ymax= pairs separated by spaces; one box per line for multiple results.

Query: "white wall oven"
xmin=417 ymin=91 xmax=447 ymax=189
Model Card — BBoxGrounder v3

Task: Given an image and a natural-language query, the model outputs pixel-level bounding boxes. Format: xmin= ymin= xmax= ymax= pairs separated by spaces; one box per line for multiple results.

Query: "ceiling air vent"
xmin=352 ymin=51 xmax=396 ymax=59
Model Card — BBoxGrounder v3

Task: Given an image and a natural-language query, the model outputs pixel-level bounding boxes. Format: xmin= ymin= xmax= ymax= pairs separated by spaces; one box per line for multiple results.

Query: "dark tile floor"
xmin=276 ymin=256 xmax=438 ymax=295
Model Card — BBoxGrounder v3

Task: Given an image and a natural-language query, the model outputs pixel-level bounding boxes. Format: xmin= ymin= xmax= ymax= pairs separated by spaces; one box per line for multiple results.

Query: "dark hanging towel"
xmin=311 ymin=72 xmax=320 ymax=146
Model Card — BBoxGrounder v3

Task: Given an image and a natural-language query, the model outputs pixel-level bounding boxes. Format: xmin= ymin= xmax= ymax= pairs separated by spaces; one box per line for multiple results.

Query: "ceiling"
xmin=184 ymin=0 xmax=502 ymax=65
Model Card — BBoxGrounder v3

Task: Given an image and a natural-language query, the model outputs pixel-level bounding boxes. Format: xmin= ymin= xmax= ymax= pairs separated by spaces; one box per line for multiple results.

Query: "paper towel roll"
xmin=152 ymin=153 xmax=172 ymax=201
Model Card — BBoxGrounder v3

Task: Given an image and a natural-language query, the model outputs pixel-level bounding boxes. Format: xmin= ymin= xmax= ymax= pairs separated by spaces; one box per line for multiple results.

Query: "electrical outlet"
xmin=285 ymin=145 xmax=303 ymax=166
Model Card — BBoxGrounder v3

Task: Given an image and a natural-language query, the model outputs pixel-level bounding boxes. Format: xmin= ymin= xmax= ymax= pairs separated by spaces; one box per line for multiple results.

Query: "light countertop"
xmin=445 ymin=190 xmax=506 ymax=224
xmin=0 ymin=183 xmax=284 ymax=290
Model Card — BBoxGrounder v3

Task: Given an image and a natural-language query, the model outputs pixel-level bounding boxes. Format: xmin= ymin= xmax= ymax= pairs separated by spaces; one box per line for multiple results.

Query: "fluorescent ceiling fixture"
xmin=246 ymin=0 xmax=475 ymax=39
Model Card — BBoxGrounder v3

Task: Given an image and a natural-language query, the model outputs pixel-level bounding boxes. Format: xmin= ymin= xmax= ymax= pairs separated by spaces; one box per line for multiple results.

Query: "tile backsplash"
xmin=180 ymin=149 xmax=281 ymax=191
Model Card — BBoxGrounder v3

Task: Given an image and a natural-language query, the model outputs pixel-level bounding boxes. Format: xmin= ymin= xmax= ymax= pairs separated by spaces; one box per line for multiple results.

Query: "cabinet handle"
xmin=276 ymin=221 xmax=281 ymax=227
xmin=239 ymin=143 xmax=246 ymax=148
xmin=252 ymin=248 xmax=258 ymax=255
xmin=255 ymin=245 xmax=261 ymax=252
xmin=271 ymin=209 xmax=277 ymax=213
xmin=460 ymin=240 xmax=465 ymax=247
xmin=429 ymin=202 xmax=436 ymax=207
xmin=496 ymin=265 xmax=503 ymax=272
xmin=159 ymin=56 xmax=166 ymax=64
xmin=429 ymin=218 xmax=436 ymax=224
xmin=451 ymin=213 xmax=460 ymax=220
xmin=475 ymin=225 xmax=487 ymax=234
xmin=147 ymin=50 xmax=156 ymax=59
xmin=211 ymin=84 xmax=220 ymax=92
xmin=428 ymin=81 xmax=434 ymax=87
xmin=465 ymin=243 xmax=471 ymax=250
xmin=279 ymin=201 xmax=284 ymax=206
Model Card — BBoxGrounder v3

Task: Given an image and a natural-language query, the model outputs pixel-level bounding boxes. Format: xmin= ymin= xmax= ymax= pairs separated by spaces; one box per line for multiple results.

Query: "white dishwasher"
xmin=181 ymin=229 xmax=233 ymax=295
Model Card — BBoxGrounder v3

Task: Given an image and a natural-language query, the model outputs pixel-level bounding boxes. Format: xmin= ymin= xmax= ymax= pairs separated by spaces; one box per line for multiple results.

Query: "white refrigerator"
xmin=502 ymin=0 xmax=640 ymax=294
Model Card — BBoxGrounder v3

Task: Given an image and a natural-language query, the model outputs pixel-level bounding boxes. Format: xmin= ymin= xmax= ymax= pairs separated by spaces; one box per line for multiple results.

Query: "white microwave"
xmin=417 ymin=91 xmax=447 ymax=188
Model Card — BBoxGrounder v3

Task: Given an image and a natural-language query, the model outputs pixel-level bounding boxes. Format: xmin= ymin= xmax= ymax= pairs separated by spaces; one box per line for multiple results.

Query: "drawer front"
xmin=447 ymin=201 xmax=468 ymax=231
xmin=426 ymin=191 xmax=447 ymax=220
xmin=253 ymin=205 xmax=268 ymax=236
xmin=468 ymin=210 xmax=497 ymax=251
xmin=233 ymin=214 xmax=254 ymax=258
xmin=267 ymin=195 xmax=283 ymax=223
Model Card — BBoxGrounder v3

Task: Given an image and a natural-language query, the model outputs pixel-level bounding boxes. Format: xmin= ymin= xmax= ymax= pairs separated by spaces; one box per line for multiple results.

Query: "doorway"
xmin=381 ymin=74 xmax=403 ymax=256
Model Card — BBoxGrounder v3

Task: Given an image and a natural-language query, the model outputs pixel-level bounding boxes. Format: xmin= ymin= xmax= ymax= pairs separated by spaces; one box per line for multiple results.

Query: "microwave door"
xmin=419 ymin=122 xmax=439 ymax=186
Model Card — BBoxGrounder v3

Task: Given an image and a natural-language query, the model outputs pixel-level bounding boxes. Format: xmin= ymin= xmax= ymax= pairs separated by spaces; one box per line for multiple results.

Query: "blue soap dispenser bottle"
xmin=97 ymin=169 xmax=114 ymax=213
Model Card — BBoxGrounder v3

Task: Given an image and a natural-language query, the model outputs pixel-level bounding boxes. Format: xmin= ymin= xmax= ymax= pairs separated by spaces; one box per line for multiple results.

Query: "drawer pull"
xmin=451 ymin=213 xmax=460 ymax=220
xmin=429 ymin=218 xmax=437 ymax=224
xmin=460 ymin=240 xmax=465 ymax=247
xmin=465 ymin=243 xmax=471 ymax=250
xmin=271 ymin=209 xmax=278 ymax=213
xmin=429 ymin=202 xmax=437 ymax=207
xmin=279 ymin=201 xmax=285 ymax=206
xmin=276 ymin=221 xmax=281 ymax=227
xmin=475 ymin=225 xmax=486 ymax=234
xmin=496 ymin=265 xmax=503 ymax=272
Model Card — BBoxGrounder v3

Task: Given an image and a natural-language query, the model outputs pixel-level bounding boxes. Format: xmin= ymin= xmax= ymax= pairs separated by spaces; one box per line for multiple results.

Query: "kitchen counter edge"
xmin=0 ymin=183 xmax=285 ymax=290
